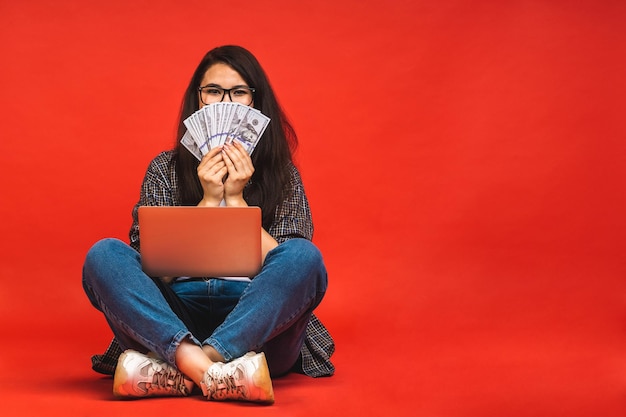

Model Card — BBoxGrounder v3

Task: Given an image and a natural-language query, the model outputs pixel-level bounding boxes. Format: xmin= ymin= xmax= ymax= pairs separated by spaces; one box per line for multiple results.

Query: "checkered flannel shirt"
xmin=91 ymin=151 xmax=335 ymax=378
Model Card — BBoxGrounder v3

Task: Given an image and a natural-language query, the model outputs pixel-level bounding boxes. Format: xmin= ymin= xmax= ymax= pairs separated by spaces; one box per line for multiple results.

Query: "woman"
xmin=82 ymin=45 xmax=334 ymax=404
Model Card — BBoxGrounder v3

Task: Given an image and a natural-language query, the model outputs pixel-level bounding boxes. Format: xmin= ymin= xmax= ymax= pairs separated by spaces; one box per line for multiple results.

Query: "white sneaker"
xmin=113 ymin=350 xmax=194 ymax=398
xmin=201 ymin=352 xmax=274 ymax=404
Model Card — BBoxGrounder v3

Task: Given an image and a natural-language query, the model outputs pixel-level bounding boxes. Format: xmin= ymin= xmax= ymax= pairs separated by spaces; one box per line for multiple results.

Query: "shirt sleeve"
xmin=268 ymin=164 xmax=314 ymax=244
xmin=129 ymin=152 xmax=176 ymax=251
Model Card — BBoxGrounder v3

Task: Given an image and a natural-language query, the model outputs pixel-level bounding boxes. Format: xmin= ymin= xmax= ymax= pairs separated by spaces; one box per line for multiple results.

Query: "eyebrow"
xmin=200 ymin=83 xmax=250 ymax=89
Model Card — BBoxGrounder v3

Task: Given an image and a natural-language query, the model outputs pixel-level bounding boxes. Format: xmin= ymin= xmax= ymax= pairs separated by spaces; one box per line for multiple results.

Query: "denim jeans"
xmin=82 ymin=237 xmax=327 ymax=376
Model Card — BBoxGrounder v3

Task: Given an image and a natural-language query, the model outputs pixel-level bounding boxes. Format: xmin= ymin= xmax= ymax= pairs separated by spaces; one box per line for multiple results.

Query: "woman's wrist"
xmin=197 ymin=197 xmax=222 ymax=207
xmin=224 ymin=195 xmax=247 ymax=207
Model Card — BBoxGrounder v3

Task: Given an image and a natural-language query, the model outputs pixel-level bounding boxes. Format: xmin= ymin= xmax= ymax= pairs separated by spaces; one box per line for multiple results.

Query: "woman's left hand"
xmin=221 ymin=140 xmax=254 ymax=206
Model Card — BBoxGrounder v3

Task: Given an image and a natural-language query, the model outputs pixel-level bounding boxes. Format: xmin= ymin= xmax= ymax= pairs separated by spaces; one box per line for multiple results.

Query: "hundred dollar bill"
xmin=183 ymin=114 xmax=201 ymax=148
xmin=225 ymin=104 xmax=249 ymax=143
xmin=211 ymin=103 xmax=226 ymax=148
xmin=180 ymin=130 xmax=202 ymax=161
xmin=226 ymin=107 xmax=270 ymax=154
xmin=183 ymin=103 xmax=271 ymax=157
xmin=184 ymin=110 xmax=211 ymax=154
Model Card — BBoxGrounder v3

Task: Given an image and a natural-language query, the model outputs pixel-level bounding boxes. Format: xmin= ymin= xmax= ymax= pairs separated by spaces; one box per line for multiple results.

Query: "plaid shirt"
xmin=92 ymin=151 xmax=335 ymax=378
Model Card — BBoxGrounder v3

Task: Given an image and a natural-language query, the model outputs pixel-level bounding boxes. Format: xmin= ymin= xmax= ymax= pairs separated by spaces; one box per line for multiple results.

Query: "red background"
xmin=1 ymin=1 xmax=625 ymax=416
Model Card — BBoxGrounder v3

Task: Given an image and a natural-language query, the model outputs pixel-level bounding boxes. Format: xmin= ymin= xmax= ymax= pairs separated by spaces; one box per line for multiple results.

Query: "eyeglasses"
xmin=198 ymin=84 xmax=255 ymax=106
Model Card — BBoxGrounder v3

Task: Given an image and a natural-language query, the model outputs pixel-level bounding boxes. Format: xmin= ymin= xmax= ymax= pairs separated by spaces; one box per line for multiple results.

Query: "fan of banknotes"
xmin=180 ymin=102 xmax=270 ymax=161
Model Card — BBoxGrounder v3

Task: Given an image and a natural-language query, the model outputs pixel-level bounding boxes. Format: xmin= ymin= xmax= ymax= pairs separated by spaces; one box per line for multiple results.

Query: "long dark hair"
xmin=173 ymin=46 xmax=297 ymax=229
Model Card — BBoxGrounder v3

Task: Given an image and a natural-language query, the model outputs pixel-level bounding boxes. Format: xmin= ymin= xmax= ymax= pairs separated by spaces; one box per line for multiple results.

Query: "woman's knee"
xmin=83 ymin=238 xmax=140 ymax=306
xmin=85 ymin=238 xmax=133 ymax=267
xmin=276 ymin=238 xmax=327 ymax=291
xmin=83 ymin=238 xmax=136 ymax=285
xmin=280 ymin=238 xmax=324 ymax=269
xmin=83 ymin=238 xmax=121 ymax=307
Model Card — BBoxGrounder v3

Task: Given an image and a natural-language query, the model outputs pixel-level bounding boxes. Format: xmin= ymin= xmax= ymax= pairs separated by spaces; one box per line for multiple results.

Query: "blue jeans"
xmin=82 ymin=237 xmax=327 ymax=377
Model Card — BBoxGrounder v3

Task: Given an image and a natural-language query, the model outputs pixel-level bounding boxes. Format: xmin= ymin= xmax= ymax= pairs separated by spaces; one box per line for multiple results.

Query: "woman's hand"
xmin=221 ymin=140 xmax=254 ymax=206
xmin=197 ymin=146 xmax=227 ymax=207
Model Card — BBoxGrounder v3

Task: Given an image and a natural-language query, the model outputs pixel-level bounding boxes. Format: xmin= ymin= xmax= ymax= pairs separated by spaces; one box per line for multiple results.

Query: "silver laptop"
xmin=138 ymin=206 xmax=262 ymax=278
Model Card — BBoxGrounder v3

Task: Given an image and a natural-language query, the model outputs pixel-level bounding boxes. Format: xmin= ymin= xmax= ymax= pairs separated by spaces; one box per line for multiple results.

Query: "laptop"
xmin=138 ymin=206 xmax=262 ymax=278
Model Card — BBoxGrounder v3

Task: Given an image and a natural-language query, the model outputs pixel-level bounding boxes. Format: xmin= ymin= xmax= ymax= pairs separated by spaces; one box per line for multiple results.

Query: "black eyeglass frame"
xmin=197 ymin=84 xmax=256 ymax=105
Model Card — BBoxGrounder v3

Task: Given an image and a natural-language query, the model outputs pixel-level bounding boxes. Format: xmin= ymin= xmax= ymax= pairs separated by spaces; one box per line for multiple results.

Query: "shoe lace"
xmin=205 ymin=364 xmax=247 ymax=400
xmin=147 ymin=365 xmax=190 ymax=395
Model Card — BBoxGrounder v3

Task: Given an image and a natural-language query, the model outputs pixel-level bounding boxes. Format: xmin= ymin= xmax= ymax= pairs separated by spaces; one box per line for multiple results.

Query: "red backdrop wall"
xmin=1 ymin=1 xmax=624 ymax=416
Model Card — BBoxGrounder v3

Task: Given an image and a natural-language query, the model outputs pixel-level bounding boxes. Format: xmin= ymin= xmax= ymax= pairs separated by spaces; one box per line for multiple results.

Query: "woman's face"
xmin=198 ymin=63 xmax=253 ymax=107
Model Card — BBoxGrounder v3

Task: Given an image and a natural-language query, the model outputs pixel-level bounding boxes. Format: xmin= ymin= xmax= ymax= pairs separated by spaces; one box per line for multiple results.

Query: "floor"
xmin=1 ymin=1 xmax=625 ymax=416
xmin=2 ymin=252 xmax=624 ymax=417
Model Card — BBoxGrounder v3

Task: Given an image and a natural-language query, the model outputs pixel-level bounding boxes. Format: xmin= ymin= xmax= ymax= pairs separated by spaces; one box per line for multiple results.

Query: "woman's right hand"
xmin=197 ymin=146 xmax=227 ymax=206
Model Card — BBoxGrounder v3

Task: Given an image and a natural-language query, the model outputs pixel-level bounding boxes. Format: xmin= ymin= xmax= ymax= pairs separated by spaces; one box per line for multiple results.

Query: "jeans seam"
xmin=84 ymin=280 xmax=199 ymax=366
